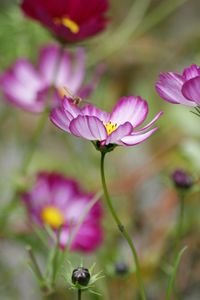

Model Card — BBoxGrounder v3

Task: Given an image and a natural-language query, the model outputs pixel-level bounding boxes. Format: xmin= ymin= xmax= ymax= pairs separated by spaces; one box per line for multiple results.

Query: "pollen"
xmin=41 ymin=206 xmax=64 ymax=228
xmin=58 ymin=87 xmax=67 ymax=99
xmin=54 ymin=17 xmax=80 ymax=34
xmin=104 ymin=121 xmax=118 ymax=135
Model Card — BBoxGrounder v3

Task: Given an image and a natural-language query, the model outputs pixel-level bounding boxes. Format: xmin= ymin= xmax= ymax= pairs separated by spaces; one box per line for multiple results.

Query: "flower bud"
xmin=171 ymin=169 xmax=193 ymax=189
xmin=115 ymin=262 xmax=129 ymax=276
xmin=72 ymin=267 xmax=90 ymax=286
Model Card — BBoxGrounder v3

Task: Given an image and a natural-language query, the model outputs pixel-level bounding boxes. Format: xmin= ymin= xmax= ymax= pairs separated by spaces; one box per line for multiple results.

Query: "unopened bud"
xmin=115 ymin=262 xmax=129 ymax=276
xmin=72 ymin=267 xmax=90 ymax=286
xmin=171 ymin=169 xmax=193 ymax=189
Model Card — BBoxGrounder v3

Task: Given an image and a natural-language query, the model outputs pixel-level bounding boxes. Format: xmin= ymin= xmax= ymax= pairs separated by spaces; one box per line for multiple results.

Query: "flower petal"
xmin=182 ymin=77 xmax=200 ymax=105
xmin=136 ymin=111 xmax=163 ymax=133
xmin=21 ymin=0 xmax=109 ymax=43
xmin=39 ymin=45 xmax=72 ymax=87
xmin=66 ymin=48 xmax=86 ymax=93
xmin=62 ymin=97 xmax=81 ymax=117
xmin=155 ymin=72 xmax=195 ymax=106
xmin=81 ymin=103 xmax=110 ymax=123
xmin=110 ymin=96 xmax=148 ymax=127
xmin=121 ymin=128 xmax=158 ymax=146
xmin=69 ymin=115 xmax=107 ymax=141
xmin=70 ymin=223 xmax=103 ymax=252
xmin=0 ymin=59 xmax=46 ymax=112
xmin=50 ymin=107 xmax=72 ymax=132
xmin=183 ymin=64 xmax=200 ymax=80
xmin=60 ymin=223 xmax=103 ymax=252
xmin=105 ymin=122 xmax=133 ymax=145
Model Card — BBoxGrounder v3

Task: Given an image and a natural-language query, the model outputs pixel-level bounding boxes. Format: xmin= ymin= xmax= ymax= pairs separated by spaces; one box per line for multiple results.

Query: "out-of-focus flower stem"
xmin=27 ymin=245 xmax=44 ymax=282
xmin=78 ymin=289 xmax=82 ymax=300
xmin=100 ymin=152 xmax=146 ymax=300
xmin=176 ymin=191 xmax=185 ymax=246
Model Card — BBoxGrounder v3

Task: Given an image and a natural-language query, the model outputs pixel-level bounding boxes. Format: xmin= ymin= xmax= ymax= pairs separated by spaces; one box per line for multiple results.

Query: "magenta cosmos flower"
xmin=0 ymin=44 xmax=102 ymax=113
xmin=50 ymin=96 xmax=163 ymax=148
xmin=156 ymin=64 xmax=200 ymax=106
xmin=21 ymin=0 xmax=109 ymax=43
xmin=22 ymin=172 xmax=103 ymax=252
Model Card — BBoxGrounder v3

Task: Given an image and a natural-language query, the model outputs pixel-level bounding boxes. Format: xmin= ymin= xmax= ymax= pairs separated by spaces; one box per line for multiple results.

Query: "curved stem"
xmin=100 ymin=152 xmax=146 ymax=300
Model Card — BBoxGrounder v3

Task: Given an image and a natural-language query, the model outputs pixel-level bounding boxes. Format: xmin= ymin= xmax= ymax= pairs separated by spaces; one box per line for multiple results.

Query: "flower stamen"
xmin=104 ymin=121 xmax=118 ymax=135
xmin=54 ymin=17 xmax=80 ymax=34
xmin=41 ymin=206 xmax=64 ymax=228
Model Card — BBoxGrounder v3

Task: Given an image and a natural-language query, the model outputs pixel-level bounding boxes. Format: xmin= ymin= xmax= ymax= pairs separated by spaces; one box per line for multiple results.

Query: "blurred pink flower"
xmin=0 ymin=44 xmax=102 ymax=113
xmin=21 ymin=0 xmax=109 ymax=43
xmin=156 ymin=64 xmax=200 ymax=106
xmin=50 ymin=96 xmax=163 ymax=147
xmin=22 ymin=172 xmax=103 ymax=252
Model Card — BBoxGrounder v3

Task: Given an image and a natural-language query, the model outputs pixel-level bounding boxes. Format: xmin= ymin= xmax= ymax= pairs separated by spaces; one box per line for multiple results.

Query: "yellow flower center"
xmin=104 ymin=121 xmax=118 ymax=135
xmin=54 ymin=17 xmax=80 ymax=34
xmin=41 ymin=206 xmax=64 ymax=228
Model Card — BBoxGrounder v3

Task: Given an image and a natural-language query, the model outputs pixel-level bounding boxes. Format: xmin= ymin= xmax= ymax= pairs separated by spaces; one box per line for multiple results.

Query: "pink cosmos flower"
xmin=50 ymin=96 xmax=163 ymax=148
xmin=22 ymin=172 xmax=103 ymax=252
xmin=21 ymin=0 xmax=109 ymax=43
xmin=156 ymin=64 xmax=200 ymax=106
xmin=0 ymin=44 xmax=102 ymax=113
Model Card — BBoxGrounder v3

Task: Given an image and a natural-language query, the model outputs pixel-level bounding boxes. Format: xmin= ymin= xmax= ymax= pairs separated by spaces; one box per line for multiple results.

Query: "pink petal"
xmin=156 ymin=72 xmax=195 ymax=106
xmin=69 ymin=115 xmax=107 ymax=141
xmin=50 ymin=107 xmax=72 ymax=132
xmin=70 ymin=223 xmax=103 ymax=252
xmin=121 ymin=128 xmax=158 ymax=146
xmin=1 ymin=59 xmax=44 ymax=97
xmin=182 ymin=64 xmax=200 ymax=80
xmin=62 ymin=97 xmax=81 ymax=117
xmin=110 ymin=96 xmax=148 ymax=127
xmin=182 ymin=77 xmax=200 ymax=105
xmin=136 ymin=111 xmax=163 ymax=133
xmin=13 ymin=59 xmax=44 ymax=89
xmin=105 ymin=122 xmax=133 ymax=145
xmin=81 ymin=103 xmax=110 ymax=123
xmin=66 ymin=48 xmax=86 ymax=94
xmin=1 ymin=72 xmax=47 ymax=113
xmin=39 ymin=44 xmax=72 ymax=87
xmin=59 ymin=224 xmax=103 ymax=252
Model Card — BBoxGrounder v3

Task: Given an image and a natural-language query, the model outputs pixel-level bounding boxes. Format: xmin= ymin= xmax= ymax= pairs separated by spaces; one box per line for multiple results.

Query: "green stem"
xmin=50 ymin=227 xmax=62 ymax=287
xmin=176 ymin=192 xmax=185 ymax=245
xmin=100 ymin=152 xmax=146 ymax=300
xmin=26 ymin=245 xmax=44 ymax=282
xmin=78 ymin=289 xmax=82 ymax=300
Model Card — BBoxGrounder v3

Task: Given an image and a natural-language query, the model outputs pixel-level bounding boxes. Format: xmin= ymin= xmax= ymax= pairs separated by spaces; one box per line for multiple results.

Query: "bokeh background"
xmin=0 ymin=0 xmax=200 ymax=299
